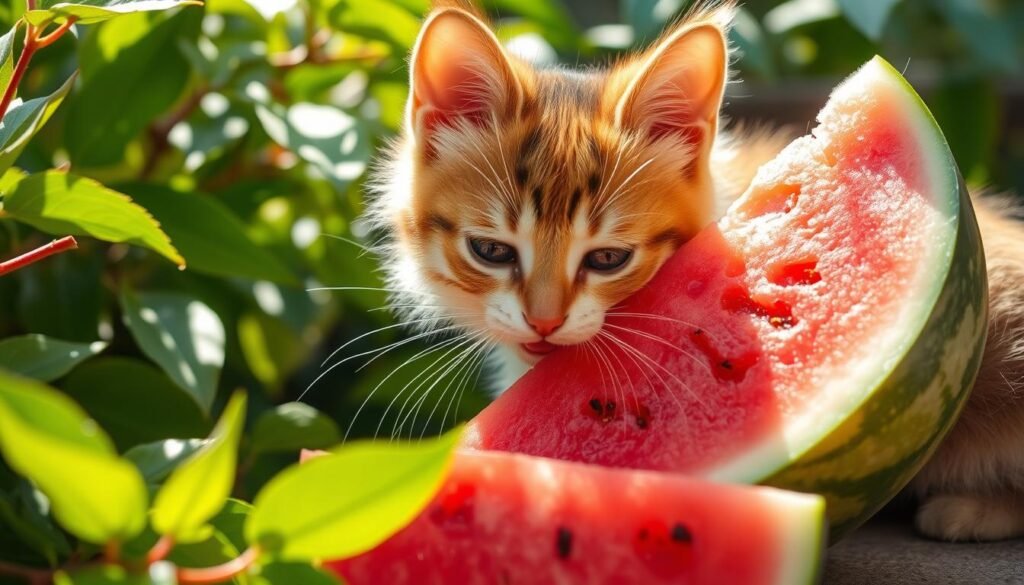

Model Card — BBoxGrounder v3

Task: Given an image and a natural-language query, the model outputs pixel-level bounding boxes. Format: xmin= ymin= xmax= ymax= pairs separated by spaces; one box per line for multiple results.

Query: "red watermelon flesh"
xmin=463 ymin=55 xmax=984 ymax=532
xmin=331 ymin=450 xmax=825 ymax=585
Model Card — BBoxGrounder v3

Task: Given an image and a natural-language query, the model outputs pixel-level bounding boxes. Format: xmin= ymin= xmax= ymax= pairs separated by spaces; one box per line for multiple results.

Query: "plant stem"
xmin=0 ymin=560 xmax=52 ymax=585
xmin=103 ymin=540 xmax=121 ymax=563
xmin=0 ymin=16 xmax=76 ymax=119
xmin=35 ymin=18 xmax=75 ymax=49
xmin=0 ymin=235 xmax=77 ymax=276
xmin=176 ymin=547 xmax=260 ymax=585
xmin=146 ymin=535 xmax=175 ymax=564
xmin=0 ymin=26 xmax=37 ymax=119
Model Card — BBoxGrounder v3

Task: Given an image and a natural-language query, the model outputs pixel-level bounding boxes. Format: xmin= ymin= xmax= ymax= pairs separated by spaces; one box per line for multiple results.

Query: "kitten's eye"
xmin=584 ymin=248 xmax=632 ymax=272
xmin=468 ymin=237 xmax=517 ymax=265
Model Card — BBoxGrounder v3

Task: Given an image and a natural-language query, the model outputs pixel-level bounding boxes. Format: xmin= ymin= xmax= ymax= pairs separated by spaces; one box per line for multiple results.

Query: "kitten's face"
xmin=378 ymin=5 xmax=728 ymax=364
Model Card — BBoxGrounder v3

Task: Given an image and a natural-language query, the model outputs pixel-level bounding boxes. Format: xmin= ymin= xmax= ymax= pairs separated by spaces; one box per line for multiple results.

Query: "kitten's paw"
xmin=916 ymin=494 xmax=1024 ymax=541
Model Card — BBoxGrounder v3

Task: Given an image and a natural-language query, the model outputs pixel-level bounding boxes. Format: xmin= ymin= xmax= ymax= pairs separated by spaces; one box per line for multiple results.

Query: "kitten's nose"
xmin=524 ymin=313 xmax=566 ymax=337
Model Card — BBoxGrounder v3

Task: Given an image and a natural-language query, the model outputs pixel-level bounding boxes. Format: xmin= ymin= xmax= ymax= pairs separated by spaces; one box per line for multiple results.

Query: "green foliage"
xmin=246 ymin=428 xmax=459 ymax=560
xmin=151 ymin=392 xmax=245 ymax=540
xmin=0 ymin=371 xmax=148 ymax=544
xmin=3 ymin=171 xmax=184 ymax=266
xmin=0 ymin=0 xmax=1019 ymax=582
xmin=0 ymin=334 xmax=106 ymax=381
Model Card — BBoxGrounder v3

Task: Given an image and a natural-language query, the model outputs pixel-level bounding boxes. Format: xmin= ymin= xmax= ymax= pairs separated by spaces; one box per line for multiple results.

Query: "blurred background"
xmin=0 ymin=0 xmax=1021 ymax=500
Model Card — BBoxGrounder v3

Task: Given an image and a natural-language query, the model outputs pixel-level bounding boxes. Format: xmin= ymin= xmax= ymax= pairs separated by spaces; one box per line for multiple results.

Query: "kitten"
xmin=369 ymin=1 xmax=1024 ymax=542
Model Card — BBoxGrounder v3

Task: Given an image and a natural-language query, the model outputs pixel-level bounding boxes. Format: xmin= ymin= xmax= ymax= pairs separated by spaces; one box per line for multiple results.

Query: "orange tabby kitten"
xmin=369 ymin=1 xmax=1024 ymax=542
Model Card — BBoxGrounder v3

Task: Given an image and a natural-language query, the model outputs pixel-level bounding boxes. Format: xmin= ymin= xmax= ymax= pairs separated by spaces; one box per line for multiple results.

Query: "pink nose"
xmin=524 ymin=314 xmax=566 ymax=337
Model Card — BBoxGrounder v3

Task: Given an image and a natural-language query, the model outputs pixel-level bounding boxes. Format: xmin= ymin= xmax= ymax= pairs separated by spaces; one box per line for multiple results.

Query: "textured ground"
xmin=825 ymin=518 xmax=1024 ymax=584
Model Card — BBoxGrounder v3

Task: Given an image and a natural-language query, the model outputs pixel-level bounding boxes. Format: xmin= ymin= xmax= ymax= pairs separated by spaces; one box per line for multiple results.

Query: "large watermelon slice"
xmin=464 ymin=57 xmax=988 ymax=538
xmin=331 ymin=450 xmax=826 ymax=585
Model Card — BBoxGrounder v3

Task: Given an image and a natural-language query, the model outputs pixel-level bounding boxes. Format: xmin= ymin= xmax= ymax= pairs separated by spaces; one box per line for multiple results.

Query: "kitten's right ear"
xmin=408 ymin=8 xmax=521 ymax=158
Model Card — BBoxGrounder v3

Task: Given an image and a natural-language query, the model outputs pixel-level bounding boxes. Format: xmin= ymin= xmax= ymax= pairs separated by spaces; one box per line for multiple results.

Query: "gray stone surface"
xmin=825 ymin=520 xmax=1024 ymax=585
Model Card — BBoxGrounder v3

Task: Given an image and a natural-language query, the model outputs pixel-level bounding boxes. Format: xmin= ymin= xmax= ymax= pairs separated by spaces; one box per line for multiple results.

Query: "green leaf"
xmin=64 ymin=11 xmax=200 ymax=166
xmin=0 ymin=334 xmax=106 ymax=382
xmin=122 ymin=184 xmax=297 ymax=284
xmin=120 ymin=289 xmax=225 ymax=412
xmin=729 ymin=8 xmax=775 ymax=79
xmin=621 ymin=0 xmax=683 ymax=44
xmin=2 ymin=171 xmax=184 ymax=267
xmin=837 ymin=0 xmax=900 ymax=40
xmin=0 ymin=371 xmax=148 ymax=544
xmin=54 ymin=565 xmax=155 ymax=585
xmin=253 ymin=563 xmax=342 ymax=585
xmin=0 ymin=24 xmax=17 ymax=95
xmin=124 ymin=438 xmax=206 ymax=484
xmin=328 ymin=0 xmax=420 ymax=48
xmin=250 ymin=403 xmax=340 ymax=456
xmin=238 ymin=311 xmax=303 ymax=393
xmin=0 ymin=464 xmax=72 ymax=565
xmin=0 ymin=74 xmax=74 ymax=177
xmin=254 ymin=102 xmax=369 ymax=190
xmin=151 ymin=392 xmax=246 ymax=540
xmin=487 ymin=0 xmax=579 ymax=49
xmin=209 ymin=499 xmax=252 ymax=552
xmin=246 ymin=427 xmax=460 ymax=561
xmin=26 ymin=0 xmax=202 ymax=26
xmin=61 ymin=358 xmax=210 ymax=452
xmin=935 ymin=0 xmax=1020 ymax=73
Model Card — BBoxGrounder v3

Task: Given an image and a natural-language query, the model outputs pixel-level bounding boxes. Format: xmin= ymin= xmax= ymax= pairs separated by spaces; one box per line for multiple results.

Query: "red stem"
xmin=35 ymin=18 xmax=75 ymax=49
xmin=176 ymin=547 xmax=260 ymax=585
xmin=146 ymin=535 xmax=175 ymax=565
xmin=0 ymin=27 xmax=37 ymax=119
xmin=0 ymin=236 xmax=77 ymax=276
xmin=0 ymin=561 xmax=51 ymax=585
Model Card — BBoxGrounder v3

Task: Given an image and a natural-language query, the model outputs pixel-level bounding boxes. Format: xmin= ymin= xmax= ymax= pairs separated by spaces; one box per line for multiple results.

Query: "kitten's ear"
xmin=613 ymin=22 xmax=728 ymax=159
xmin=408 ymin=8 xmax=521 ymax=157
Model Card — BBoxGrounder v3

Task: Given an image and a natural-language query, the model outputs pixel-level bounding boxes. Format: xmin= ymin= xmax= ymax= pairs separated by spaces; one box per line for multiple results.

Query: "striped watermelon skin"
xmin=764 ymin=170 xmax=987 ymax=539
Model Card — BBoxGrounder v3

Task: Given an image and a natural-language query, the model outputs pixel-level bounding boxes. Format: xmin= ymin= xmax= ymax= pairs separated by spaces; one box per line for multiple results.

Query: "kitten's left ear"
xmin=614 ymin=22 xmax=728 ymax=161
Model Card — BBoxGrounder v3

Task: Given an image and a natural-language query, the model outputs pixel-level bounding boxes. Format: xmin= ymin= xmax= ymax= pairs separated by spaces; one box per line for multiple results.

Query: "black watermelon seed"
xmin=556 ymin=526 xmax=573 ymax=559
xmin=720 ymin=360 xmax=733 ymax=370
xmin=671 ymin=523 xmax=692 ymax=544
xmin=589 ymin=398 xmax=603 ymax=414
xmin=636 ymin=417 xmax=648 ymax=429
xmin=605 ymin=401 xmax=616 ymax=412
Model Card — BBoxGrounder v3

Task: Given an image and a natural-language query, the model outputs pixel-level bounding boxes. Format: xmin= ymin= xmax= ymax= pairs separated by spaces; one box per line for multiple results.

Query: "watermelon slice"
xmin=331 ymin=450 xmax=826 ymax=585
xmin=464 ymin=57 xmax=988 ymax=538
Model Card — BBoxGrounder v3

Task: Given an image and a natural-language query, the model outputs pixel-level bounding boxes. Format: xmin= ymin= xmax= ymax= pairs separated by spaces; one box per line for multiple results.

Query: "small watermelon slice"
xmin=331 ymin=450 xmax=826 ymax=585
xmin=464 ymin=57 xmax=988 ymax=539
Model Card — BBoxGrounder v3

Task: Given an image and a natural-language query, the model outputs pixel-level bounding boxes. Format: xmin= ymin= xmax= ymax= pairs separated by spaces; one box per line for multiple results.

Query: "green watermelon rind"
xmin=772 ymin=489 xmax=828 ymax=585
xmin=711 ymin=56 xmax=988 ymax=540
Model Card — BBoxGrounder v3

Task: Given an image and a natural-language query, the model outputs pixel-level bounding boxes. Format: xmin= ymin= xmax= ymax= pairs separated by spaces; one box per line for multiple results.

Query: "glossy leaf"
xmin=120 ymin=289 xmax=225 ymax=412
xmin=237 ymin=311 xmax=303 ymax=393
xmin=0 ymin=371 xmax=148 ymax=543
xmin=2 ymin=171 xmax=184 ymax=267
xmin=151 ymin=392 xmax=246 ymax=540
xmin=246 ymin=428 xmax=460 ymax=560
xmin=64 ymin=11 xmax=200 ymax=166
xmin=123 ymin=185 xmax=297 ymax=284
xmin=0 ymin=24 xmax=17 ymax=94
xmin=26 ymin=0 xmax=202 ymax=26
xmin=328 ymin=0 xmax=420 ymax=48
xmin=124 ymin=438 xmax=206 ymax=484
xmin=0 ymin=334 xmax=106 ymax=381
xmin=0 ymin=74 xmax=74 ymax=176
xmin=254 ymin=101 xmax=370 ymax=190
xmin=167 ymin=529 xmax=248 ymax=585
xmin=61 ymin=358 xmax=210 ymax=451
xmin=837 ymin=0 xmax=900 ymax=40
xmin=936 ymin=0 xmax=1020 ymax=73
xmin=250 ymin=402 xmax=340 ymax=455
